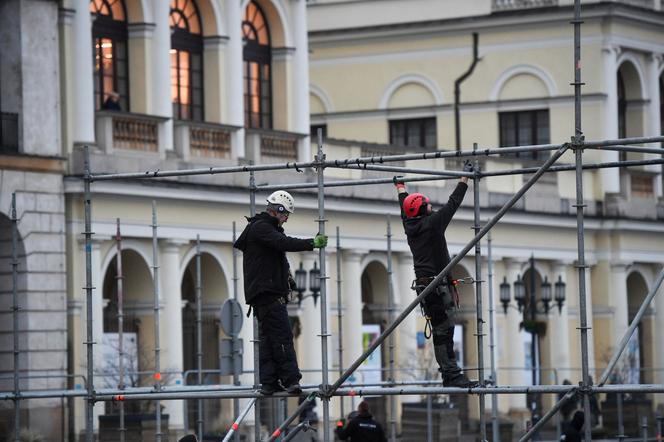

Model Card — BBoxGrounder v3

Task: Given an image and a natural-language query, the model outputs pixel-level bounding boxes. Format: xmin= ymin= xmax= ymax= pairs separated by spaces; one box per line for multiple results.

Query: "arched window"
xmin=90 ymin=0 xmax=129 ymax=111
xmin=243 ymin=1 xmax=272 ymax=129
xmin=170 ymin=0 xmax=204 ymax=121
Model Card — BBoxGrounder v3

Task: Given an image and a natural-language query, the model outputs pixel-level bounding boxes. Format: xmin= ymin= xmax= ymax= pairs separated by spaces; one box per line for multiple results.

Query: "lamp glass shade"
xmin=309 ymin=262 xmax=321 ymax=292
xmin=499 ymin=276 xmax=511 ymax=304
xmin=541 ymin=276 xmax=552 ymax=302
xmin=294 ymin=263 xmax=307 ymax=292
xmin=514 ymin=275 xmax=525 ymax=303
xmin=554 ymin=275 xmax=566 ymax=302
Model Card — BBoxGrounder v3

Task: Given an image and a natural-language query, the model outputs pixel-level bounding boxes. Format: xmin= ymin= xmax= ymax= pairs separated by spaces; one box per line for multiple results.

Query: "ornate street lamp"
xmin=295 ymin=261 xmax=321 ymax=307
xmin=555 ymin=275 xmax=566 ymax=314
xmin=309 ymin=261 xmax=321 ymax=306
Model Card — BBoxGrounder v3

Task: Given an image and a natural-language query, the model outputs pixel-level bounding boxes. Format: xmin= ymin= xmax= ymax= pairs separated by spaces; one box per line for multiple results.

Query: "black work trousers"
xmin=417 ymin=283 xmax=460 ymax=377
xmin=254 ymin=298 xmax=301 ymax=387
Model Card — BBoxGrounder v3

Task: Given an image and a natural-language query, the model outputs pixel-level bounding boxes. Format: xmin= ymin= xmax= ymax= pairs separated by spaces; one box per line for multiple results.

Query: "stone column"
xmin=150 ymin=0 xmax=173 ymax=151
xmin=601 ymin=45 xmax=620 ymax=194
xmin=299 ymin=251 xmax=323 ymax=386
xmin=551 ymin=262 xmax=572 ymax=382
xmin=226 ymin=0 xmax=245 ymax=158
xmin=72 ymin=0 xmax=95 ymax=145
xmin=341 ymin=249 xmax=365 ymax=413
xmin=291 ymin=0 xmax=311 ymax=161
xmin=160 ymin=239 xmax=187 ymax=430
xmin=395 ymin=253 xmax=417 ymax=370
xmin=646 ymin=54 xmax=663 ymax=197
xmin=503 ymin=258 xmax=528 ymax=411
xmin=610 ymin=262 xmax=630 ymax=350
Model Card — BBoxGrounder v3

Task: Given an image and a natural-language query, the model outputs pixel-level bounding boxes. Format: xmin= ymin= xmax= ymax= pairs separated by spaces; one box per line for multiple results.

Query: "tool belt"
xmin=247 ymin=295 xmax=288 ymax=318
xmin=411 ymin=275 xmax=459 ymax=340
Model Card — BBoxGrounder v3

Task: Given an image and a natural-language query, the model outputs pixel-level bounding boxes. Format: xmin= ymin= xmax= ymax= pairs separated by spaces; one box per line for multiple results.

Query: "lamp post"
xmin=294 ymin=261 xmax=321 ymax=306
xmin=499 ymin=255 xmax=566 ymax=426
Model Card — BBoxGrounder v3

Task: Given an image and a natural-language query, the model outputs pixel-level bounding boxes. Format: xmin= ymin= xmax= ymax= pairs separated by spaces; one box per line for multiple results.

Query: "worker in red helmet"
xmin=394 ymin=161 xmax=478 ymax=388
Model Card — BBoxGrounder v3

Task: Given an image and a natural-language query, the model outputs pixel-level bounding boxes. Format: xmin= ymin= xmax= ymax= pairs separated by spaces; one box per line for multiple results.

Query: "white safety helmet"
xmin=267 ymin=190 xmax=295 ymax=213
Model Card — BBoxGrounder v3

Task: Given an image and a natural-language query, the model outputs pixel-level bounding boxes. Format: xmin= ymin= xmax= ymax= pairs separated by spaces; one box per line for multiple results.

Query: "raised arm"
xmin=393 ymin=176 xmax=408 ymax=220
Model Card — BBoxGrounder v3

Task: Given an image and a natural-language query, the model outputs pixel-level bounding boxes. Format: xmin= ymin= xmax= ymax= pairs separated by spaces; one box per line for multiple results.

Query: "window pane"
xmin=405 ymin=121 xmax=420 ymax=147
xmin=424 ymin=119 xmax=437 ymax=148
xmin=536 ymin=110 xmax=550 ymax=144
xmin=516 ymin=112 xmax=533 ymax=146
xmin=499 ymin=113 xmax=516 ymax=147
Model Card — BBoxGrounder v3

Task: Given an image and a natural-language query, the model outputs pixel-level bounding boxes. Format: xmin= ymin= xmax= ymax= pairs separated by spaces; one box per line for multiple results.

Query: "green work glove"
xmin=313 ymin=234 xmax=328 ymax=248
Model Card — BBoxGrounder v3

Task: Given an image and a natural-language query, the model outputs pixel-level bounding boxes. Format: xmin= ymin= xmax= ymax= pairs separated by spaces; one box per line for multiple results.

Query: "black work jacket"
xmin=233 ymin=212 xmax=313 ymax=305
xmin=399 ymin=182 xmax=467 ymax=278
xmin=335 ymin=412 xmax=387 ymax=442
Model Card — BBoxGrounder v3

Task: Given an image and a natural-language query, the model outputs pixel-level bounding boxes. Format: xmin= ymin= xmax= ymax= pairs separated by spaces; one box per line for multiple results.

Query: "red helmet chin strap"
xmin=403 ymin=193 xmax=430 ymax=218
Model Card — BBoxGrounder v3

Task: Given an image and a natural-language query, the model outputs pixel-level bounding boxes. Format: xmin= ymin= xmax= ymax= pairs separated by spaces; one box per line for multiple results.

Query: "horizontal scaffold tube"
xmin=256 ymin=158 xmax=664 ymax=191
xmin=89 ymin=143 xmax=563 ymax=181
xmin=7 ymin=383 xmax=664 ymax=402
xmin=586 ymin=144 xmax=664 ymax=155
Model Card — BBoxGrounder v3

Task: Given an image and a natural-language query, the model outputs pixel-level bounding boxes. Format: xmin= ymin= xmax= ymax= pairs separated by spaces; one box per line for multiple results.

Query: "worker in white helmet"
xmin=234 ymin=190 xmax=328 ymax=395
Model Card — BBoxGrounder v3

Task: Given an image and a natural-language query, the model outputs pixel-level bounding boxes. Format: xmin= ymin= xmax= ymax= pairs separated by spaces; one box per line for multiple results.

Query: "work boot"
xmin=434 ymin=343 xmax=478 ymax=388
xmin=443 ymin=372 xmax=479 ymax=388
xmin=284 ymin=382 xmax=302 ymax=395
xmin=260 ymin=383 xmax=285 ymax=396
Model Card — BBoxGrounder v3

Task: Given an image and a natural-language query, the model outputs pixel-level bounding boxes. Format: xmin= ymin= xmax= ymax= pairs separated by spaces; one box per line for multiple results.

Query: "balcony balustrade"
xmin=95 ymin=111 xmax=168 ymax=155
xmin=174 ymin=120 xmax=238 ymax=162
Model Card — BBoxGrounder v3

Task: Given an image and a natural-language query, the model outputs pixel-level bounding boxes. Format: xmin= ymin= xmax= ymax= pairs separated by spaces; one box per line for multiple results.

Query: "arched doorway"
xmin=625 ymin=271 xmax=652 ymax=385
xmin=360 ymin=260 xmax=389 ymax=428
xmin=101 ymin=249 xmax=154 ymax=413
xmin=181 ymin=251 xmax=229 ymax=432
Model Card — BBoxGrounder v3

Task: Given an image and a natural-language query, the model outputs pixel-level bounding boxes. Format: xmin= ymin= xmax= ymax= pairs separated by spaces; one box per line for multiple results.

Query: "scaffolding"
xmin=4 ymin=0 xmax=664 ymax=441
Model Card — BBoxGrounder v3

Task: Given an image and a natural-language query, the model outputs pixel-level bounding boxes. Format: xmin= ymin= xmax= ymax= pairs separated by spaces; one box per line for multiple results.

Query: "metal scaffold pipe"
xmin=315 ymin=129 xmax=331 ymax=442
xmin=115 ymin=219 xmax=126 ymax=442
xmin=88 ymin=143 xmax=563 ymax=182
xmin=385 ymin=215 xmax=397 ymax=442
xmin=231 ymin=221 xmax=241 ymax=442
xmin=195 ymin=235 xmax=203 ymax=441
xmin=83 ymin=146 xmax=95 ymax=442
xmin=335 ymin=226 xmax=345 ymax=421
xmin=151 ymin=201 xmax=162 ymax=442
xmin=248 ymin=169 xmax=261 ymax=442
xmin=11 ymin=193 xmax=20 ymax=442
xmin=257 ymin=157 xmax=664 ymax=192
xmin=572 ymin=0 xmax=593 ymax=439
xmin=472 ymin=143 xmax=487 ymax=442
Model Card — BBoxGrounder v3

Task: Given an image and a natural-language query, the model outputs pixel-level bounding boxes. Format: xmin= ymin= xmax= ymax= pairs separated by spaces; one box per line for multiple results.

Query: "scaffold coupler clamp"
xmin=570 ymin=134 xmax=585 ymax=151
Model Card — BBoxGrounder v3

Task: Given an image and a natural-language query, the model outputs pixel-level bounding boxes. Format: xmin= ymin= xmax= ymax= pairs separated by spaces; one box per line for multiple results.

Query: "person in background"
xmin=335 ymin=401 xmax=387 ymax=442
xmin=561 ymin=410 xmax=585 ymax=442
xmin=102 ymin=91 xmax=122 ymax=111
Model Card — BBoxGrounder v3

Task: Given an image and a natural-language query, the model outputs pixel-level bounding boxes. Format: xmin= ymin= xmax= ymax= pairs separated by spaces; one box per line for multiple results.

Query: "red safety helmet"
xmin=403 ymin=193 xmax=430 ymax=218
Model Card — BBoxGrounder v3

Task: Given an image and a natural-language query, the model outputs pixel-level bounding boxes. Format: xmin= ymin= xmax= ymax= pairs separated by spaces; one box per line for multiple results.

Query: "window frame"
xmin=498 ymin=109 xmax=550 ymax=160
xmin=388 ymin=117 xmax=437 ymax=149
xmin=91 ymin=0 xmax=130 ymax=111
xmin=243 ymin=1 xmax=272 ymax=129
xmin=170 ymin=0 xmax=205 ymax=122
